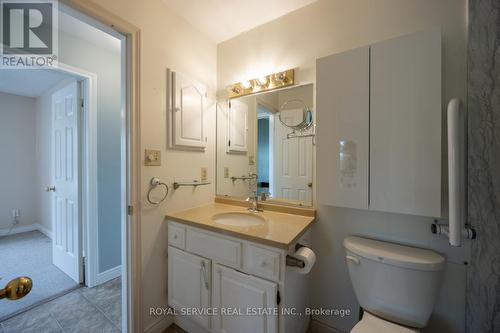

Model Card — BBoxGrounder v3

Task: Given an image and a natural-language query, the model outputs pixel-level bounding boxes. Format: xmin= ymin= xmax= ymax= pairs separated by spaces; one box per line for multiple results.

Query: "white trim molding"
xmin=144 ymin=316 xmax=173 ymax=333
xmin=0 ymin=223 xmax=53 ymax=239
xmin=96 ymin=265 xmax=122 ymax=285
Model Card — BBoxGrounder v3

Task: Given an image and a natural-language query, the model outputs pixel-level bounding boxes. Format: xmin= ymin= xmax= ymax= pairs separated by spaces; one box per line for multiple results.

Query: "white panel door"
xmin=168 ymin=246 xmax=211 ymax=329
xmin=51 ymin=81 xmax=82 ymax=283
xmin=316 ymin=46 xmax=370 ymax=209
xmin=370 ymin=30 xmax=441 ymax=217
xmin=227 ymin=99 xmax=248 ymax=153
xmin=170 ymin=69 xmax=207 ymax=150
xmin=212 ymin=263 xmax=278 ymax=333
xmin=274 ymin=112 xmax=313 ymax=203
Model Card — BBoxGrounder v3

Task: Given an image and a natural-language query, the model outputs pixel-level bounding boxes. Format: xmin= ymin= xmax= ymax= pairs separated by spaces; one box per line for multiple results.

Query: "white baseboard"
xmin=310 ymin=319 xmax=347 ymax=333
xmin=144 ymin=316 xmax=173 ymax=333
xmin=0 ymin=223 xmax=52 ymax=238
xmin=37 ymin=223 xmax=53 ymax=239
xmin=96 ymin=265 xmax=122 ymax=285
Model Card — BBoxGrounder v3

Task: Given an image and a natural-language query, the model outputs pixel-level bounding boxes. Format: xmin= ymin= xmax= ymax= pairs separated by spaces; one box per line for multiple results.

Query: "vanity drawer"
xmin=186 ymin=229 xmax=241 ymax=269
xmin=244 ymin=244 xmax=281 ymax=281
xmin=168 ymin=223 xmax=186 ymax=249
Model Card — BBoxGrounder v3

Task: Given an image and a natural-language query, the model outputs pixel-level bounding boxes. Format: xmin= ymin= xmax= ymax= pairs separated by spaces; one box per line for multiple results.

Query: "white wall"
xmin=0 ymin=93 xmax=37 ymax=231
xmin=57 ymin=28 xmax=122 ymax=274
xmin=217 ymin=1 xmax=468 ymax=332
xmin=89 ymin=0 xmax=218 ymax=331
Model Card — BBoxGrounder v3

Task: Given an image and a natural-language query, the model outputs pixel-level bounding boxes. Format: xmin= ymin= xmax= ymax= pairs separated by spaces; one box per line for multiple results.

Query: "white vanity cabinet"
xmin=167 ymin=221 xmax=310 ymax=333
xmin=212 ymin=264 xmax=278 ymax=333
xmin=317 ymin=29 xmax=442 ymax=217
xmin=168 ymin=246 xmax=211 ymax=329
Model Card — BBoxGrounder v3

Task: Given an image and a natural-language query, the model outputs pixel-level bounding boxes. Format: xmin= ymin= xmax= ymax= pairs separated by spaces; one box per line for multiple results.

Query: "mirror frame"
xmin=216 ymin=82 xmax=316 ymax=208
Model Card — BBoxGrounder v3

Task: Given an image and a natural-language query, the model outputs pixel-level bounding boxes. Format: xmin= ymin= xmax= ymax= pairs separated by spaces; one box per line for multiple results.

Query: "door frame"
xmin=60 ymin=1 xmax=142 ymax=332
xmin=51 ymin=62 xmax=98 ymax=287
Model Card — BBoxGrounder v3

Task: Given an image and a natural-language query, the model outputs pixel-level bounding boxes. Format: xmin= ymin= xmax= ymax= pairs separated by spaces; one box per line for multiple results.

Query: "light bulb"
xmin=257 ymin=76 xmax=268 ymax=86
xmin=241 ymin=80 xmax=252 ymax=89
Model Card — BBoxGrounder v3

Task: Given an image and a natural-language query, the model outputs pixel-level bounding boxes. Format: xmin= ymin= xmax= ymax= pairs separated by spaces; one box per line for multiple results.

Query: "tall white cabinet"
xmin=317 ymin=30 xmax=442 ymax=217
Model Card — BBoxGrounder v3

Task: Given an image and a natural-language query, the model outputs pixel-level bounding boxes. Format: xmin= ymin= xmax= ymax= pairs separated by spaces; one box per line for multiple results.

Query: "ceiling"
xmin=0 ymin=70 xmax=70 ymax=98
xmin=162 ymin=0 xmax=318 ymax=43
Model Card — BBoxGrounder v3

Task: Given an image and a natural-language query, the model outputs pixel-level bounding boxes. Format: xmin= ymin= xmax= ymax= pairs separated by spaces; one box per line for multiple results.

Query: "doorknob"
xmin=308 ymin=182 xmax=313 ymax=188
xmin=45 ymin=186 xmax=56 ymax=192
xmin=0 ymin=276 xmax=33 ymax=300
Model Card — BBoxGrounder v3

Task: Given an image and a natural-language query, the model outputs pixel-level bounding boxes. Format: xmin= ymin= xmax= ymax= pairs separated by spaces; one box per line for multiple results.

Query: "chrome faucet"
xmin=246 ymin=172 xmax=262 ymax=212
xmin=246 ymin=190 xmax=263 ymax=213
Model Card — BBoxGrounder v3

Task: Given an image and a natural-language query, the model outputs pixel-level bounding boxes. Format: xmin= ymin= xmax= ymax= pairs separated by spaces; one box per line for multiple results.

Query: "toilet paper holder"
xmin=286 ymin=244 xmax=307 ymax=268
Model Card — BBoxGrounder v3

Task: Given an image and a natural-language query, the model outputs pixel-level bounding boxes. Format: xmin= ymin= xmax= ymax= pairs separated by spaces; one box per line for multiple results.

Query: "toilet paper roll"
xmin=293 ymin=246 xmax=316 ymax=274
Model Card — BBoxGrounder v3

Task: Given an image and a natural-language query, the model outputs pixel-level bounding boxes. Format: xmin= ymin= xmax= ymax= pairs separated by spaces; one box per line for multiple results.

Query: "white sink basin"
xmin=212 ymin=212 xmax=266 ymax=227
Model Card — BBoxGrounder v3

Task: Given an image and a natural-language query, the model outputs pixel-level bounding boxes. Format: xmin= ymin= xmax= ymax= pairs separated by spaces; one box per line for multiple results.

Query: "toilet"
xmin=344 ymin=236 xmax=446 ymax=333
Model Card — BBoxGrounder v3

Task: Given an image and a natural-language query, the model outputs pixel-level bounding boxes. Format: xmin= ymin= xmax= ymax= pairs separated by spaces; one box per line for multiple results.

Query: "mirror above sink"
xmin=216 ymin=83 xmax=314 ymax=207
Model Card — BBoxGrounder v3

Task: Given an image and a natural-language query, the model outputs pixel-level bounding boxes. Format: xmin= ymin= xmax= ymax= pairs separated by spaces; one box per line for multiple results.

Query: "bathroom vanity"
xmin=166 ymin=200 xmax=315 ymax=333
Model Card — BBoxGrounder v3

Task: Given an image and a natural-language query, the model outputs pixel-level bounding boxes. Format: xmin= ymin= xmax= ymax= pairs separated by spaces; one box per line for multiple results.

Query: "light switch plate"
xmin=145 ymin=149 xmax=161 ymax=166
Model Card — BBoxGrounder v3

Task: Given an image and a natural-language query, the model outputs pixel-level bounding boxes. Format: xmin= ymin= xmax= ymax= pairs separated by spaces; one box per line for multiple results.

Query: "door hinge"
xmin=228 ymin=140 xmax=231 ymax=147
xmin=127 ymin=205 xmax=134 ymax=216
xmin=276 ymin=290 xmax=281 ymax=305
xmin=80 ymin=99 xmax=84 ymax=108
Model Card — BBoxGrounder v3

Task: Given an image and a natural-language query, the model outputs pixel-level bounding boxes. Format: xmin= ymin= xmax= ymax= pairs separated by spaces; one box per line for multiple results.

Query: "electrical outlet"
xmin=144 ymin=149 xmax=161 ymax=166
xmin=201 ymin=168 xmax=208 ymax=182
xmin=224 ymin=167 xmax=229 ymax=178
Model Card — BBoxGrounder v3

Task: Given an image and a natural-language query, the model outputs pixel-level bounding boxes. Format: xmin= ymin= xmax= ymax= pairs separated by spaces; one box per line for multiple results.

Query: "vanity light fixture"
xmin=228 ymin=69 xmax=295 ymax=98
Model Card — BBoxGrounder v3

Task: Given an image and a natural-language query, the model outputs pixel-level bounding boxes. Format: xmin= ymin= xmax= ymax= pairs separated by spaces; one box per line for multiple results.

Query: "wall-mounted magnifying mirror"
xmin=278 ymin=99 xmax=313 ymax=131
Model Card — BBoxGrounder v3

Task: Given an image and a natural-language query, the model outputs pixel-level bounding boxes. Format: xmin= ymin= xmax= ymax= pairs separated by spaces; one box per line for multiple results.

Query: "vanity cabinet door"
xmin=168 ymin=246 xmax=211 ymax=329
xmin=168 ymin=69 xmax=207 ymax=150
xmin=316 ymin=46 xmax=370 ymax=209
xmin=370 ymin=30 xmax=441 ymax=217
xmin=212 ymin=264 xmax=278 ymax=333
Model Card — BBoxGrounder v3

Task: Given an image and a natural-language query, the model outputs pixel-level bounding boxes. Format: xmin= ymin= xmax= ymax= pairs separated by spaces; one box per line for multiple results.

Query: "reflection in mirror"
xmin=217 ymin=84 xmax=314 ymax=206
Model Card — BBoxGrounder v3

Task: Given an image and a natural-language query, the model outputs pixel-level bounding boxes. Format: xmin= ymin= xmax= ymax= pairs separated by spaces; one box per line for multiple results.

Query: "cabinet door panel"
xmin=227 ymin=99 xmax=248 ymax=153
xmin=212 ymin=264 xmax=278 ymax=333
xmin=168 ymin=246 xmax=211 ymax=329
xmin=168 ymin=69 xmax=207 ymax=150
xmin=370 ymin=30 xmax=441 ymax=217
xmin=316 ymin=46 xmax=370 ymax=209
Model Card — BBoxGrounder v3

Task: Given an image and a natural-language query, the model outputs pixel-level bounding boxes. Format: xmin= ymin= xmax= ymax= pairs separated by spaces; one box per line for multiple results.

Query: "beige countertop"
xmin=165 ymin=202 xmax=315 ymax=249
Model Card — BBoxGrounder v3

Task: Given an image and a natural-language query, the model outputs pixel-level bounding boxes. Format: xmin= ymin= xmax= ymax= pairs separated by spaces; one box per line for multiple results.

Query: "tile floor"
xmin=0 ymin=278 xmax=121 ymax=333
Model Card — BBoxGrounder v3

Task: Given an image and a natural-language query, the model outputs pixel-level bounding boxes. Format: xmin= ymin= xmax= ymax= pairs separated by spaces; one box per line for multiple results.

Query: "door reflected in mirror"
xmin=217 ymin=84 xmax=314 ymax=206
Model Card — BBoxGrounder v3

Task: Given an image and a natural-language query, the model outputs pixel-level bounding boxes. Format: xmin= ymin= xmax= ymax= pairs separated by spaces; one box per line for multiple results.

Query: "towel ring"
xmin=147 ymin=177 xmax=169 ymax=205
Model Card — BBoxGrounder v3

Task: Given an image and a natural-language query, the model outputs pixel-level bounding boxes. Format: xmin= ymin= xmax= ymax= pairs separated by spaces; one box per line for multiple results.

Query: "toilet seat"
xmin=351 ymin=312 xmax=420 ymax=333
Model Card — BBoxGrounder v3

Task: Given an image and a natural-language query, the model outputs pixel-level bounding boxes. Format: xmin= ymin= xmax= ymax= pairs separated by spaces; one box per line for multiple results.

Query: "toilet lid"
xmin=351 ymin=312 xmax=420 ymax=333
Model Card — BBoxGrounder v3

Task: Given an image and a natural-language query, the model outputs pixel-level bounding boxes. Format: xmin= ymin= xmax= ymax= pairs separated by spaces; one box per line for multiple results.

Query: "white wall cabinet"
xmin=316 ymin=46 xmax=370 ymax=210
xmin=227 ymin=99 xmax=248 ymax=153
xmin=212 ymin=263 xmax=278 ymax=333
xmin=167 ymin=69 xmax=207 ymax=150
xmin=167 ymin=221 xmax=310 ymax=333
xmin=317 ymin=30 xmax=442 ymax=217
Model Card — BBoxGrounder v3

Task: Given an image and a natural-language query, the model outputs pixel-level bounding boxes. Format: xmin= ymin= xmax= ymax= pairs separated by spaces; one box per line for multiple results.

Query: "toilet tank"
xmin=344 ymin=236 xmax=445 ymax=328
